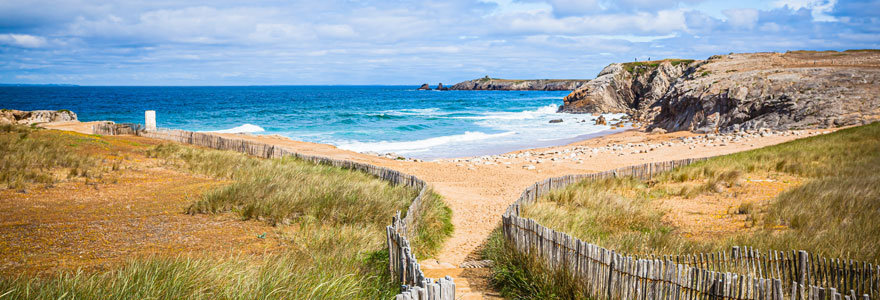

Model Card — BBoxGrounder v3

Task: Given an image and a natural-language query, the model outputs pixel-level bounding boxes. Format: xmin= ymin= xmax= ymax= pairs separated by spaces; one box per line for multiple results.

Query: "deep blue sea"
xmin=0 ymin=86 xmax=624 ymax=159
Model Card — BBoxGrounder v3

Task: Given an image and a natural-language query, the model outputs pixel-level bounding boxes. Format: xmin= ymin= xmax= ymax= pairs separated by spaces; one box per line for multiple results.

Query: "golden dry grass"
xmin=0 ymin=126 xmax=452 ymax=299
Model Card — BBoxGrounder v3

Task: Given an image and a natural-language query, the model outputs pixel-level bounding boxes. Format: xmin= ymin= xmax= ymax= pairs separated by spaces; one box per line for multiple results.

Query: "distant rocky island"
xmin=417 ymin=83 xmax=449 ymax=90
xmin=450 ymin=76 xmax=589 ymax=91
xmin=559 ymin=50 xmax=880 ymax=133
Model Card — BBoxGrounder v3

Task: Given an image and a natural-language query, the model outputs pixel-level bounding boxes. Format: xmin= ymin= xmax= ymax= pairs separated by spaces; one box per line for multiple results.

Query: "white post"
xmin=145 ymin=110 xmax=156 ymax=131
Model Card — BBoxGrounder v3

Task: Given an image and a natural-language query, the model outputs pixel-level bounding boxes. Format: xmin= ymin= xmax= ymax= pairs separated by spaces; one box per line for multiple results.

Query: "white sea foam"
xmin=337 ymin=131 xmax=516 ymax=154
xmin=452 ymin=104 xmax=560 ymax=120
xmin=207 ymin=124 xmax=266 ymax=133
xmin=332 ymin=104 xmax=629 ymax=158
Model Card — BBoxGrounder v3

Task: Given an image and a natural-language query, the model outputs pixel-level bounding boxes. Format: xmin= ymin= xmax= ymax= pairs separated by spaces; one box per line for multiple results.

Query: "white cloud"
xmin=723 ymin=8 xmax=759 ymax=29
xmin=0 ymin=0 xmax=875 ymax=85
xmin=494 ymin=8 xmax=687 ymax=35
xmin=0 ymin=34 xmax=48 ymax=48
xmin=772 ymin=0 xmax=837 ymax=21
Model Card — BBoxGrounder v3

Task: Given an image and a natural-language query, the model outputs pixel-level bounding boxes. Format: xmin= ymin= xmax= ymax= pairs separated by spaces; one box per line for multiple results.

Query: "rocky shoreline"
xmin=560 ymin=50 xmax=880 ymax=133
xmin=439 ymin=129 xmax=830 ymax=170
xmin=450 ymin=77 xmax=589 ymax=91
xmin=0 ymin=109 xmax=77 ymax=125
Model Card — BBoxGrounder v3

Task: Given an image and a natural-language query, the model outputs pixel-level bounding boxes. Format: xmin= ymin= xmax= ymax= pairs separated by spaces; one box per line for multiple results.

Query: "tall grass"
xmin=408 ymin=191 xmax=454 ymax=258
xmin=0 ymin=226 xmax=398 ymax=299
xmin=524 ymin=122 xmax=880 ymax=261
xmin=0 ymin=125 xmax=97 ymax=189
xmin=491 ymin=123 xmax=880 ymax=298
xmin=146 ymin=142 xmax=452 ymax=256
xmin=1 ymin=133 xmax=453 ymax=299
xmin=483 ymin=229 xmax=584 ymax=300
xmin=147 ymin=143 xmax=418 ymax=227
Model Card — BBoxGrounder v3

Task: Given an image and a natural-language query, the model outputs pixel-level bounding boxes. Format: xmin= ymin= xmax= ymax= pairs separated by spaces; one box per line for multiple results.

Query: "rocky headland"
xmin=451 ymin=77 xmax=589 ymax=91
xmin=560 ymin=50 xmax=880 ymax=133
xmin=0 ymin=109 xmax=77 ymax=125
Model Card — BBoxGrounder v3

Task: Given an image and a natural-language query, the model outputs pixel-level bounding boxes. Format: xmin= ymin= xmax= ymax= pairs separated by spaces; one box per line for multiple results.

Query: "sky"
xmin=0 ymin=0 xmax=878 ymax=85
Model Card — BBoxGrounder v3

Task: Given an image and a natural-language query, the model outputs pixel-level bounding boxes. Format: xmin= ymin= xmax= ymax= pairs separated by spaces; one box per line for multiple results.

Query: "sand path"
xmin=42 ymin=121 xmax=828 ymax=299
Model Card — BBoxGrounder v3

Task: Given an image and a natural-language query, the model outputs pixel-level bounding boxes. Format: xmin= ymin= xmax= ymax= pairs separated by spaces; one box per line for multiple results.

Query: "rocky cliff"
xmin=0 ymin=109 xmax=78 ymax=125
xmin=451 ymin=77 xmax=589 ymax=91
xmin=559 ymin=50 xmax=880 ymax=132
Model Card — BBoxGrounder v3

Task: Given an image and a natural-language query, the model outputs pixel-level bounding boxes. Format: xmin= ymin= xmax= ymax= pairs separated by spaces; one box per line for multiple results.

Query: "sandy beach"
xmin=40 ymin=120 xmax=834 ymax=299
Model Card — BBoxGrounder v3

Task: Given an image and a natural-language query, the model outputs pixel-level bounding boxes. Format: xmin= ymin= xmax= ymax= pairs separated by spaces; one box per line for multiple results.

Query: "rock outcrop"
xmin=560 ymin=51 xmax=880 ymax=132
xmin=0 ymin=109 xmax=77 ymax=125
xmin=418 ymin=83 xmax=431 ymax=90
xmin=451 ymin=77 xmax=589 ymax=91
xmin=437 ymin=83 xmax=449 ymax=91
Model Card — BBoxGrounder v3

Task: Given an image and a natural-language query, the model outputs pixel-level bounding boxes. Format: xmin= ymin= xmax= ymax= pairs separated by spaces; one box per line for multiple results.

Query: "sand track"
xmin=41 ymin=121 xmax=831 ymax=299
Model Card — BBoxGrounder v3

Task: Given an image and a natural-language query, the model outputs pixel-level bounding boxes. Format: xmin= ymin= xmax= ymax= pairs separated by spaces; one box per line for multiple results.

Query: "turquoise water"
xmin=0 ymin=86 xmax=624 ymax=159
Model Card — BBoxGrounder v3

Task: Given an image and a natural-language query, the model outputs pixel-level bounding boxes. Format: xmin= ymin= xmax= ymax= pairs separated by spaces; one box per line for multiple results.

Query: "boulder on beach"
xmin=417 ymin=83 xmax=431 ymax=90
xmin=549 ymin=119 xmax=563 ymax=123
xmin=595 ymin=115 xmax=607 ymax=125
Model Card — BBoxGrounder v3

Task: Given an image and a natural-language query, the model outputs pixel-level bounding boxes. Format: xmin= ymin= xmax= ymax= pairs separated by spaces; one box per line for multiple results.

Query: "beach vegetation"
xmin=487 ymin=122 xmax=880 ymax=298
xmin=0 ymin=125 xmax=99 ymax=190
xmin=623 ymin=59 xmax=694 ymax=74
xmin=0 ymin=125 xmax=453 ymax=299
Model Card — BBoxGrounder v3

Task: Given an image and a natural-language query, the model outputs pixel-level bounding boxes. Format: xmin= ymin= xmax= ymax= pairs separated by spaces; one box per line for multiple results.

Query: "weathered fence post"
xmin=799 ymin=251 xmax=808 ymax=288
xmin=607 ymin=251 xmax=615 ymax=300
xmin=145 ymin=110 xmax=156 ymax=131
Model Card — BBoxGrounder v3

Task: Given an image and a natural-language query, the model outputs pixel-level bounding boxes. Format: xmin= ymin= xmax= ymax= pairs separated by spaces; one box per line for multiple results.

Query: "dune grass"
xmin=486 ymin=122 xmax=880 ymax=299
xmin=524 ymin=122 xmax=880 ymax=260
xmin=0 ymin=226 xmax=399 ymax=299
xmin=147 ymin=143 xmax=418 ymax=227
xmin=484 ymin=229 xmax=586 ymax=300
xmin=0 ymin=126 xmax=452 ymax=299
xmin=0 ymin=124 xmax=100 ymax=190
xmin=145 ymin=142 xmax=452 ymax=257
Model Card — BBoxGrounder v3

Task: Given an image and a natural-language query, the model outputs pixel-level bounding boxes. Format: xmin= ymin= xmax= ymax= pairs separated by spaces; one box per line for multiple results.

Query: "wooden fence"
xmin=388 ymin=211 xmax=456 ymax=300
xmin=92 ymin=123 xmax=453 ymax=299
xmin=91 ymin=122 xmax=140 ymax=135
xmin=502 ymin=158 xmax=879 ymax=300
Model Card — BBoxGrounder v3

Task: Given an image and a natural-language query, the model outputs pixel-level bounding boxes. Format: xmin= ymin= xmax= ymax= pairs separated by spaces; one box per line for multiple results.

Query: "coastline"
xmin=38 ymin=120 xmax=838 ymax=299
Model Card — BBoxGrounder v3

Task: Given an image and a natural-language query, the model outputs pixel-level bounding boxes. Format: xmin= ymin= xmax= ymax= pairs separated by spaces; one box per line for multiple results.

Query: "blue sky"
xmin=0 ymin=0 xmax=877 ymax=85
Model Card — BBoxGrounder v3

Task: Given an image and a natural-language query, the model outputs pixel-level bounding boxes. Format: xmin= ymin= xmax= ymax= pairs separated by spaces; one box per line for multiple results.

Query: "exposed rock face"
xmin=418 ymin=83 xmax=431 ymax=90
xmin=451 ymin=78 xmax=589 ymax=91
xmin=560 ymin=51 xmax=880 ymax=132
xmin=0 ymin=109 xmax=77 ymax=125
xmin=560 ymin=60 xmax=692 ymax=116
xmin=437 ymin=83 xmax=449 ymax=91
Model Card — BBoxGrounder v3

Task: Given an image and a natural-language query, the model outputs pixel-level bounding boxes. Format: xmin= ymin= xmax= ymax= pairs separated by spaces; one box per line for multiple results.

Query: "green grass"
xmin=147 ymin=143 xmax=418 ymax=227
xmin=842 ymin=49 xmax=880 ymax=53
xmin=0 ymin=125 xmax=99 ymax=190
xmin=622 ymin=59 xmax=695 ymax=74
xmin=146 ymin=142 xmax=452 ymax=257
xmin=0 ymin=128 xmax=453 ymax=299
xmin=408 ymin=191 xmax=454 ymax=258
xmin=483 ymin=229 xmax=585 ymax=300
xmin=490 ymin=122 xmax=880 ymax=298
xmin=524 ymin=122 xmax=880 ymax=260
xmin=0 ymin=227 xmax=399 ymax=299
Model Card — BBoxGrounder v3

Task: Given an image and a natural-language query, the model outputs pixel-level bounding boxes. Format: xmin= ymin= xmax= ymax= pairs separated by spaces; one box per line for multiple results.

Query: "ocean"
xmin=0 ymin=86 xmax=625 ymax=159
